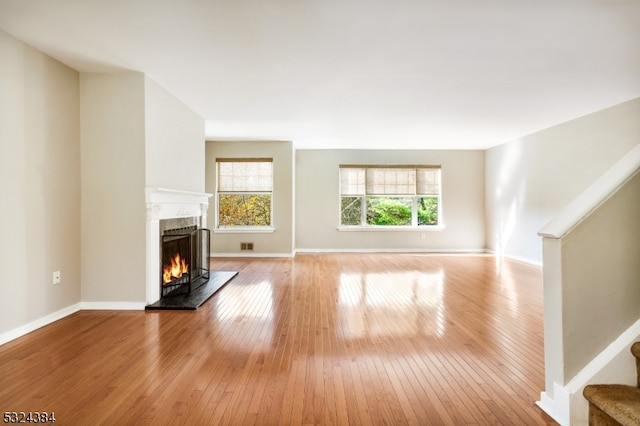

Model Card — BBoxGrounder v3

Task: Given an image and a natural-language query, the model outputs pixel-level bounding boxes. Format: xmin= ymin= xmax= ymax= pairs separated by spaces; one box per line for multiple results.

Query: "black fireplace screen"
xmin=161 ymin=226 xmax=210 ymax=298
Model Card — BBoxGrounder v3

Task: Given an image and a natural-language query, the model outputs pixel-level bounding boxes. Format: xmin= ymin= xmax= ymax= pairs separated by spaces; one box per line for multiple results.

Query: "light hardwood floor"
xmin=0 ymin=253 xmax=556 ymax=425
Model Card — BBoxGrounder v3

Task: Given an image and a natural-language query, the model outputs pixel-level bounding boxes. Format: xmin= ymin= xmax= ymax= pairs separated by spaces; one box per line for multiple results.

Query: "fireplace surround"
xmin=145 ymin=188 xmax=212 ymax=305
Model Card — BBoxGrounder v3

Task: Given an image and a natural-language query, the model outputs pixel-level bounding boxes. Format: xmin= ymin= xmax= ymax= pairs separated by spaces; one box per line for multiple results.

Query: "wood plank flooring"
xmin=0 ymin=253 xmax=556 ymax=425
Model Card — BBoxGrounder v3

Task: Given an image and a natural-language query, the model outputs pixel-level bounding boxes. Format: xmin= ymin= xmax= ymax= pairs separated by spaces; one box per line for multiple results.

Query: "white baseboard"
xmin=537 ymin=383 xmax=570 ymax=426
xmin=80 ymin=301 xmax=146 ymax=310
xmin=211 ymin=252 xmax=294 ymax=258
xmin=484 ymin=249 xmax=543 ymax=267
xmin=0 ymin=301 xmax=148 ymax=347
xmin=0 ymin=303 xmax=82 ymax=346
xmin=294 ymin=248 xmax=487 ymax=254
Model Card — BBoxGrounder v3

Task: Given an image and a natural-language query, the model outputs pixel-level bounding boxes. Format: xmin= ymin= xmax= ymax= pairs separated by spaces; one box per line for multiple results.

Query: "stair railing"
xmin=536 ymin=144 xmax=640 ymax=425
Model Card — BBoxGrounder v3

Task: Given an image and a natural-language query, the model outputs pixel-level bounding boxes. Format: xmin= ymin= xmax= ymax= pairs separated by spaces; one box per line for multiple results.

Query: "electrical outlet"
xmin=53 ymin=271 xmax=61 ymax=285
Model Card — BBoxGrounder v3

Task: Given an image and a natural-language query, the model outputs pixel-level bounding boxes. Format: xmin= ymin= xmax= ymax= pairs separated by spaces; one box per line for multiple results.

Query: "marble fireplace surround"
xmin=145 ymin=187 xmax=212 ymax=305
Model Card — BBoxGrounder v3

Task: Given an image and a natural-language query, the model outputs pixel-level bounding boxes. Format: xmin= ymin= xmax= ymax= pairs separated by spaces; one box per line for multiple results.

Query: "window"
xmin=216 ymin=158 xmax=273 ymax=228
xmin=340 ymin=165 xmax=441 ymax=227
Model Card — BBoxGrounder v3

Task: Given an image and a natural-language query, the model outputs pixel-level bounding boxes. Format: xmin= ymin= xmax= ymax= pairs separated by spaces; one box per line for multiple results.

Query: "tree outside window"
xmin=216 ymin=159 xmax=273 ymax=228
xmin=340 ymin=166 xmax=441 ymax=227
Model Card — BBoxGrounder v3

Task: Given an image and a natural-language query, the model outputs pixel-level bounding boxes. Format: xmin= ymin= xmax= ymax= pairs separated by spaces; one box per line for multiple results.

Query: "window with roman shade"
xmin=216 ymin=158 xmax=273 ymax=228
xmin=340 ymin=165 xmax=441 ymax=227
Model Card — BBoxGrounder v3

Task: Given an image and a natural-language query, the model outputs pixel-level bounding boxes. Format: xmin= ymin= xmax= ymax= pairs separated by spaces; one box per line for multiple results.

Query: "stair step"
xmin=584 ymin=384 xmax=640 ymax=425
xmin=633 ymin=342 xmax=640 ymax=388
xmin=631 ymin=342 xmax=640 ymax=360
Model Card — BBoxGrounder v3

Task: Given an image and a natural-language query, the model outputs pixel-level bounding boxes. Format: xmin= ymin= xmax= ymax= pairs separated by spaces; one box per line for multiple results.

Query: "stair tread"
xmin=584 ymin=384 xmax=640 ymax=425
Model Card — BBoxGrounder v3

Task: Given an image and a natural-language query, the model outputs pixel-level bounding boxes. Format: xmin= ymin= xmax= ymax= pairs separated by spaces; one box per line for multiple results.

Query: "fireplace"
xmin=146 ymin=188 xmax=238 ymax=310
xmin=161 ymin=226 xmax=210 ymax=298
xmin=145 ymin=187 xmax=213 ymax=305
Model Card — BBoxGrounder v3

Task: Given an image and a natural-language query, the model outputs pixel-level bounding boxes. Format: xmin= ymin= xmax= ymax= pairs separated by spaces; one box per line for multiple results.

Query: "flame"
xmin=163 ymin=253 xmax=189 ymax=284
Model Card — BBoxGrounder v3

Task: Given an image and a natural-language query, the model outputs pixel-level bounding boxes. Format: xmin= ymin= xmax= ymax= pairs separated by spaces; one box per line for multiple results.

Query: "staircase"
xmin=583 ymin=342 xmax=640 ymax=425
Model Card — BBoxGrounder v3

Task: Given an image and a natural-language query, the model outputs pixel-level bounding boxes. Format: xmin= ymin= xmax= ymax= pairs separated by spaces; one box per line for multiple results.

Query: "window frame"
xmin=338 ymin=165 xmax=443 ymax=231
xmin=215 ymin=158 xmax=275 ymax=232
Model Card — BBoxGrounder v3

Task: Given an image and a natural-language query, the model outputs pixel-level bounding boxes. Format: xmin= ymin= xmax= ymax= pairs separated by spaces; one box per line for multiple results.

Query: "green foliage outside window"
xmin=219 ymin=194 xmax=271 ymax=227
xmin=340 ymin=196 xmax=439 ymax=226
xmin=417 ymin=197 xmax=438 ymax=225
xmin=367 ymin=197 xmax=412 ymax=226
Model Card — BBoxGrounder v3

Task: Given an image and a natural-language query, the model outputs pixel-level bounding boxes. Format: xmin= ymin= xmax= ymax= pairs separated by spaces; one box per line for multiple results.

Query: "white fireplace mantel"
xmin=145 ymin=187 xmax=212 ymax=304
xmin=146 ymin=187 xmax=212 ymax=221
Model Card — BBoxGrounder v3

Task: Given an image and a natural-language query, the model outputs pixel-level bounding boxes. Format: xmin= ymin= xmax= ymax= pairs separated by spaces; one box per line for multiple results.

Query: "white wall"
xmin=562 ymin=171 xmax=640 ymax=378
xmin=80 ymin=73 xmax=206 ymax=304
xmin=0 ymin=31 xmax=81 ymax=334
xmin=80 ymin=72 xmax=147 ymax=303
xmin=295 ymin=149 xmax=485 ymax=251
xmin=486 ymin=98 xmax=640 ymax=264
xmin=205 ymin=140 xmax=294 ymax=256
xmin=145 ymin=76 xmax=205 ymax=193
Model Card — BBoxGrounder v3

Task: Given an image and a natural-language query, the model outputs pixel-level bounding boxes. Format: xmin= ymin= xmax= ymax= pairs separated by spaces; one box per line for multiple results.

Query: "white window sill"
xmin=337 ymin=225 xmax=446 ymax=232
xmin=214 ymin=227 xmax=276 ymax=234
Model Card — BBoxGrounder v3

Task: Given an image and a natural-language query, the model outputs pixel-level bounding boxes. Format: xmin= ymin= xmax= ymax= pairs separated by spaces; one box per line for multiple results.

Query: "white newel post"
xmin=145 ymin=188 xmax=212 ymax=305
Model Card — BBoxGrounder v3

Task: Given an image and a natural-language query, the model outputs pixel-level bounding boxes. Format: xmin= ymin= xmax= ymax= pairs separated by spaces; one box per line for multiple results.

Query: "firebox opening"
xmin=161 ymin=225 xmax=210 ymax=299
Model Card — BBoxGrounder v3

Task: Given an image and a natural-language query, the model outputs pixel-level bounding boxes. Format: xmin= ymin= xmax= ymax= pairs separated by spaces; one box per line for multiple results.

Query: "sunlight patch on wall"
xmin=493 ymin=141 xmax=526 ymax=263
xmin=496 ymin=199 xmax=518 ymax=263
xmin=496 ymin=141 xmax=522 ymax=197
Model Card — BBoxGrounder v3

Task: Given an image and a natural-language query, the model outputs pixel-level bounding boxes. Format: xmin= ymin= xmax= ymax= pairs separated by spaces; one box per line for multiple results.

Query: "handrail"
xmin=538 ymin=144 xmax=640 ymax=239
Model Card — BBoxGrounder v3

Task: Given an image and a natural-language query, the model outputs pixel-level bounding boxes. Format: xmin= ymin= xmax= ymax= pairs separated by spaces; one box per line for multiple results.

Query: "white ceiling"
xmin=1 ymin=0 xmax=639 ymax=149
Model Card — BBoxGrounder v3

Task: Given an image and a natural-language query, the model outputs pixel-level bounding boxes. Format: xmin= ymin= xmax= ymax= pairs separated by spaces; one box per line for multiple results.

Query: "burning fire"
xmin=163 ymin=253 xmax=189 ymax=284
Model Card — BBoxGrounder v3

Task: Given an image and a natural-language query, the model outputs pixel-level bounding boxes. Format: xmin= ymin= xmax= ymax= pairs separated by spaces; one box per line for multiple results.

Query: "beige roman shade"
xmin=340 ymin=165 xmax=440 ymax=196
xmin=217 ymin=158 xmax=273 ymax=192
